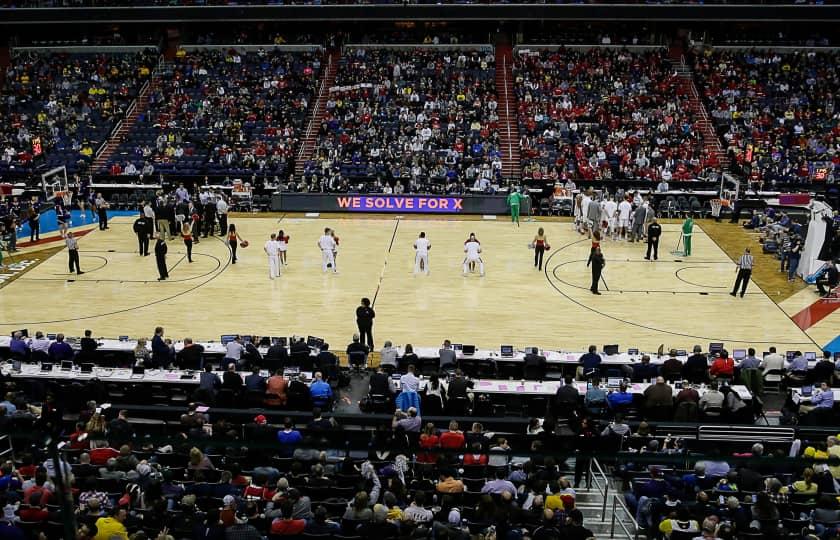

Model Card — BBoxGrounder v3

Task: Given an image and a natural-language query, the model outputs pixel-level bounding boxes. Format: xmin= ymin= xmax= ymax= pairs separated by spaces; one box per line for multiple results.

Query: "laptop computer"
xmin=80 ymin=363 xmax=94 ymax=374
xmin=801 ymin=385 xmax=814 ymax=397
xmin=453 ymin=344 xmax=463 ymax=351
xmin=462 ymin=345 xmax=476 ymax=355
xmin=60 ymin=361 xmax=73 ymax=371
xmin=805 ymin=352 xmax=817 ymax=361
xmin=627 ymin=348 xmax=639 ymax=356
xmin=131 ymin=366 xmax=145 ymax=378
xmin=603 ymin=344 xmax=619 ymax=356
xmin=607 ymin=377 xmax=623 ymax=388
xmin=220 ymin=335 xmax=237 ymax=345
xmin=500 ymin=345 xmax=514 ymax=357
xmin=272 ymin=337 xmax=288 ymax=347
xmin=733 ymin=349 xmax=746 ymax=360
xmin=46 ymin=333 xmax=57 ymax=340
xmin=709 ymin=343 xmax=724 ymax=354
xmin=40 ymin=363 xmax=53 ymax=372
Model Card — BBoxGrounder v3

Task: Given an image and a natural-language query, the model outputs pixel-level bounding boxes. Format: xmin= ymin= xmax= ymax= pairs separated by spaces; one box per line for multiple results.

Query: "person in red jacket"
xmin=463 ymin=442 xmax=488 ymax=466
xmin=270 ymin=502 xmax=306 ymax=536
xmin=709 ymin=351 xmax=735 ymax=379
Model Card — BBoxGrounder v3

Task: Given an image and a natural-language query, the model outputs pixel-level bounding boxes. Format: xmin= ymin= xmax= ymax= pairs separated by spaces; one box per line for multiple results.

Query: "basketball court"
xmin=0 ymin=214 xmax=822 ymax=352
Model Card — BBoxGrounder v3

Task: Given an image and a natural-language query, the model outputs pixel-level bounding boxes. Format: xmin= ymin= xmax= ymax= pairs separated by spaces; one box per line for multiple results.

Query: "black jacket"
xmin=154 ymin=239 xmax=167 ymax=258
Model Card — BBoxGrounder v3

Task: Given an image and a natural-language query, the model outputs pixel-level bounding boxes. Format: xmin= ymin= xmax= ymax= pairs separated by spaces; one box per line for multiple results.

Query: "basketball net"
xmin=710 ymin=198 xmax=723 ymax=218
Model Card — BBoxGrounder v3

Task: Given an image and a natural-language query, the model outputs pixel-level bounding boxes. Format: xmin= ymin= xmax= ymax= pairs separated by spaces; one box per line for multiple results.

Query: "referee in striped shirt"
xmin=730 ymin=248 xmax=753 ymax=297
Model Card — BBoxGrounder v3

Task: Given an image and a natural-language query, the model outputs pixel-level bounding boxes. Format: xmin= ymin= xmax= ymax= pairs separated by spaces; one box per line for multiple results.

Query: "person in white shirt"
xmin=216 ymin=196 xmax=229 ymax=236
xmin=317 ymin=227 xmax=337 ymax=273
xmin=30 ymin=332 xmax=52 ymax=354
xmin=762 ymin=347 xmax=785 ymax=376
xmin=224 ymin=336 xmax=246 ymax=369
xmin=414 ymin=232 xmax=431 ymax=275
xmin=264 ymin=233 xmax=281 ymax=279
xmin=617 ymin=197 xmax=632 ymax=240
xmin=463 ymin=233 xmax=485 ymax=277
xmin=603 ymin=196 xmax=618 ymax=240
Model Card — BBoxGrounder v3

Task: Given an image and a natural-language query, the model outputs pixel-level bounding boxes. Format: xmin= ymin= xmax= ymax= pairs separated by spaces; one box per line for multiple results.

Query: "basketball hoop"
xmin=710 ymin=198 xmax=723 ymax=219
xmin=56 ymin=191 xmax=71 ymax=207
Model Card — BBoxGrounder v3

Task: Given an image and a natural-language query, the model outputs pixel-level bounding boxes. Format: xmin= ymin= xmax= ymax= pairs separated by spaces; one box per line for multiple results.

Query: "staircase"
xmin=294 ymin=49 xmax=340 ymax=178
xmin=575 ymin=459 xmax=639 ymax=540
xmin=92 ymin=57 xmax=169 ymax=173
xmin=494 ymin=44 xmax=521 ymax=182
xmin=667 ymin=44 xmax=730 ymax=171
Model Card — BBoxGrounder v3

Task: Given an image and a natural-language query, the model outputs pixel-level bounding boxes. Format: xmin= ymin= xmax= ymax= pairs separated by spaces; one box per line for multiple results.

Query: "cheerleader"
xmin=277 ymin=229 xmax=290 ymax=266
xmin=331 ymin=229 xmax=340 ymax=271
xmin=464 ymin=233 xmax=480 ymax=273
xmin=182 ymin=220 xmax=194 ymax=263
xmin=532 ymin=227 xmax=550 ymax=271
xmin=226 ymin=224 xmax=246 ymax=265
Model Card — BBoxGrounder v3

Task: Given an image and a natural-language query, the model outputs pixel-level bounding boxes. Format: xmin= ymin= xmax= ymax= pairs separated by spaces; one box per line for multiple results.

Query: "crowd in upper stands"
xmin=100 ymin=48 xmax=321 ymax=180
xmin=301 ymin=47 xmax=502 ymax=192
xmin=692 ymin=49 xmax=839 ymax=187
xmin=514 ymin=48 xmax=717 ymax=184
xmin=0 ymin=50 xmax=157 ymax=176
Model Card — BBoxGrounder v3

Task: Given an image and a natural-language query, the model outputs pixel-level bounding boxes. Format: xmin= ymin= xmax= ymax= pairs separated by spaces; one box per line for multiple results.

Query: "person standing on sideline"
xmin=587 ymin=246 xmax=605 ymax=295
xmin=142 ymin=199 xmax=155 ymax=244
xmin=682 ymin=213 xmax=694 ymax=256
xmin=730 ymin=247 xmax=754 ymax=298
xmin=216 ymin=195 xmax=229 ymax=236
xmin=133 ymin=212 xmax=150 ymax=256
xmin=617 ymin=196 xmax=632 ymax=240
xmin=463 ymin=233 xmax=485 ymax=276
xmin=506 ymin=187 xmax=527 ymax=226
xmin=317 ymin=227 xmax=337 ymax=273
xmin=27 ymin=197 xmax=41 ymax=241
xmin=532 ymin=227 xmax=549 ymax=271
xmin=645 ymin=217 xmax=662 ymax=261
xmin=787 ymin=235 xmax=802 ymax=282
xmin=66 ymin=231 xmax=83 ymax=275
xmin=202 ymin=196 xmax=216 ymax=237
xmin=182 ymin=220 xmax=194 ymax=263
xmin=414 ymin=231 xmax=431 ymax=275
xmin=356 ymin=297 xmax=375 ymax=349
xmin=154 ymin=235 xmax=168 ymax=281
xmin=156 ymin=200 xmax=170 ymax=241
xmin=265 ymin=233 xmax=280 ymax=279
xmin=277 ymin=230 xmax=290 ymax=266
xmin=227 ymin=224 xmax=244 ymax=264
xmin=95 ymin=193 xmax=109 ymax=230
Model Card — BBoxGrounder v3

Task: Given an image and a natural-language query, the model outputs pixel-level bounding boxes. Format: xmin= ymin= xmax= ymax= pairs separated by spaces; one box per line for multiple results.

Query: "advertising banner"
xmin=271 ymin=193 xmax=511 ymax=215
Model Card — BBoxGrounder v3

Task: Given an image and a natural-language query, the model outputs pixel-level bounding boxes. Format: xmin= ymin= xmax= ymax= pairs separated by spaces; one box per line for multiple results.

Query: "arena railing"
xmin=588 ymin=457 xmax=610 ymax=521
xmin=610 ymin=494 xmax=640 ymax=540
xmin=296 ymin=50 xmax=332 ymax=170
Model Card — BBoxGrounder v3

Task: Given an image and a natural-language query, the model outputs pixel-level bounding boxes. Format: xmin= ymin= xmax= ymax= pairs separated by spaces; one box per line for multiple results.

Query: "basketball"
xmin=240 ymin=240 xmax=249 ymax=248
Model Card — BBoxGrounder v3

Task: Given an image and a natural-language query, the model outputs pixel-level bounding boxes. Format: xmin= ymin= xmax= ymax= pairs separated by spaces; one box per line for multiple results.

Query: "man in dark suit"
xmin=554 ymin=375 xmax=579 ymax=409
xmin=682 ymin=345 xmax=709 ymax=383
xmin=222 ymin=363 xmax=243 ymax=391
xmin=176 ymin=338 xmax=205 ymax=370
xmin=154 ymin=236 xmax=168 ymax=281
xmin=368 ymin=366 xmax=394 ymax=396
xmin=290 ymin=338 xmax=310 ymax=363
xmin=439 ymin=340 xmax=457 ymax=370
xmin=523 ymin=348 xmax=547 ymax=380
xmin=245 ymin=366 xmax=266 ymax=393
xmin=151 ymin=327 xmax=169 ymax=369
xmin=265 ymin=339 xmax=289 ymax=370
xmin=447 ymin=369 xmax=474 ymax=400
xmin=316 ymin=343 xmax=338 ymax=372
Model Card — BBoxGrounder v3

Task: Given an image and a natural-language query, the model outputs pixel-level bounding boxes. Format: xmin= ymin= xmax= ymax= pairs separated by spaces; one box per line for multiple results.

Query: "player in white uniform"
xmin=277 ymin=229 xmax=289 ymax=266
xmin=602 ymin=196 xmax=618 ymax=240
xmin=413 ymin=232 xmax=431 ymax=275
xmin=617 ymin=197 xmax=632 ymax=240
xmin=463 ymin=233 xmax=485 ymax=277
xmin=580 ymin=193 xmax=592 ymax=235
xmin=317 ymin=227 xmax=337 ymax=273
xmin=264 ymin=233 xmax=281 ymax=279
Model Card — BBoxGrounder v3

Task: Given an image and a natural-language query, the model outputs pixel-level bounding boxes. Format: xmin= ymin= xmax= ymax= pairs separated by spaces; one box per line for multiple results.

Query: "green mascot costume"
xmin=682 ymin=215 xmax=694 ymax=256
xmin=507 ymin=189 xmax=528 ymax=226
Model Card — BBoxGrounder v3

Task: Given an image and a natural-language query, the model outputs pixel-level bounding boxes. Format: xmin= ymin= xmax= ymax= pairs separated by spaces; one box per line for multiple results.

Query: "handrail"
xmin=588 ymin=457 xmax=610 ymax=521
xmin=610 ymin=493 xmax=640 ymax=540
xmin=501 ymin=53 xmax=515 ymax=180
xmin=297 ymin=51 xmax=333 ymax=171
xmin=94 ymin=59 xmax=156 ymax=161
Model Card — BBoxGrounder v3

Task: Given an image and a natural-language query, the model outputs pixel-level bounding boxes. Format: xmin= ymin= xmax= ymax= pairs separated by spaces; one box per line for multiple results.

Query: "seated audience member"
xmin=660 ymin=350 xmax=683 ymax=381
xmin=439 ymin=340 xmax=457 ymax=370
xmin=578 ymin=345 xmax=602 ymax=376
xmin=309 ymin=371 xmax=333 ymax=408
xmin=799 ymin=381 xmax=835 ymax=415
xmin=380 ymin=341 xmax=398 ymax=370
xmin=709 ymin=351 xmax=735 ymax=379
xmin=607 ymin=381 xmax=634 ymax=410
xmin=812 ymin=351 xmax=835 ymax=384
xmin=698 ymin=382 xmax=725 ymax=416
xmin=683 ymin=345 xmax=709 ymax=383
xmin=48 ymin=334 xmax=74 ymax=362
xmin=643 ymin=376 xmax=674 ymax=409
xmin=631 ymin=355 xmax=659 ymax=382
